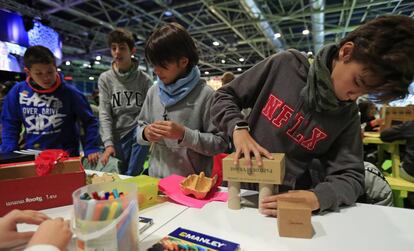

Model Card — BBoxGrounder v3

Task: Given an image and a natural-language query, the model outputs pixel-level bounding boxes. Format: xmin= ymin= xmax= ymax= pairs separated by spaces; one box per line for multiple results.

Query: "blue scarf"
xmin=158 ymin=66 xmax=200 ymax=107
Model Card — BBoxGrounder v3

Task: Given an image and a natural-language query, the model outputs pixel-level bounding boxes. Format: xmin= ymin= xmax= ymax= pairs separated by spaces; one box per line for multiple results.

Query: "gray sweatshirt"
xmin=137 ymin=80 xmax=229 ymax=178
xmin=211 ymin=47 xmax=364 ymax=212
xmin=98 ymin=60 xmax=152 ymax=147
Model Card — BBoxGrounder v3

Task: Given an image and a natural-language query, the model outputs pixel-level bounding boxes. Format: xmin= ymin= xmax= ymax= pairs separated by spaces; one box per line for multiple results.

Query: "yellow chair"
xmin=385 ymin=176 xmax=414 ymax=207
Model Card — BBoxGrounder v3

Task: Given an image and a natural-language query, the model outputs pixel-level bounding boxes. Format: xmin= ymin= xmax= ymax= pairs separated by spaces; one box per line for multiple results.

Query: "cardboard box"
xmin=0 ymin=158 xmax=85 ymax=216
xmin=380 ymin=106 xmax=414 ymax=131
xmin=123 ymin=175 xmax=160 ymax=210
xmin=0 ymin=152 xmax=35 ymax=164
xmin=277 ymin=200 xmax=313 ymax=239
xmin=222 ymin=153 xmax=284 ymax=184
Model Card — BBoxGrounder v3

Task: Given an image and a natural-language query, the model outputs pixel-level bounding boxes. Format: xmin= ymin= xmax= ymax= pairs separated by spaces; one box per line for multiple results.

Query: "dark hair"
xmin=358 ymin=101 xmax=376 ymax=123
xmin=0 ymin=81 xmax=14 ymax=97
xmin=145 ymin=22 xmax=198 ymax=71
xmin=108 ymin=28 xmax=135 ymax=50
xmin=221 ymin=72 xmax=235 ymax=86
xmin=23 ymin=45 xmax=55 ymax=69
xmin=340 ymin=15 xmax=414 ymax=102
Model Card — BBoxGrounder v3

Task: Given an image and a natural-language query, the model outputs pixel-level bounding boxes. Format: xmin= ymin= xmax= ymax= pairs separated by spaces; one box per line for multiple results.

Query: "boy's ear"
xmin=179 ymin=57 xmax=189 ymax=68
xmin=339 ymin=42 xmax=355 ymax=63
xmin=24 ymin=67 xmax=31 ymax=77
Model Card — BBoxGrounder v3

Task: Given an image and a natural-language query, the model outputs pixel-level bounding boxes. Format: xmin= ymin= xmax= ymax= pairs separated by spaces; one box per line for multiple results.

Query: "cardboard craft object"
xmin=180 ymin=172 xmax=217 ymax=199
xmin=222 ymin=153 xmax=285 ymax=184
xmin=88 ymin=173 xmax=121 ymax=184
xmin=380 ymin=106 xmax=414 ymax=131
xmin=277 ymin=199 xmax=313 ymax=239
xmin=123 ymin=175 xmax=161 ymax=210
xmin=0 ymin=158 xmax=85 ymax=216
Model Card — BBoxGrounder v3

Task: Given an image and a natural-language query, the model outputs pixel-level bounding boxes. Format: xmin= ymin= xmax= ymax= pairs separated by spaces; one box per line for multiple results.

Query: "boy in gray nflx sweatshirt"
xmin=98 ymin=29 xmax=152 ymax=176
xmin=211 ymin=15 xmax=414 ymax=214
xmin=137 ymin=23 xmax=228 ymax=178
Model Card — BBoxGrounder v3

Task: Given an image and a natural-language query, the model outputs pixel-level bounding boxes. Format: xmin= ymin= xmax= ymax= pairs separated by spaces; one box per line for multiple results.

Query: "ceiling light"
xmin=95 ymin=55 xmax=101 ymax=61
xmin=302 ymin=29 xmax=310 ymax=35
xmin=221 ymin=59 xmax=226 ymax=64
xmin=237 ymin=68 xmax=242 ymax=72
xmin=89 ymin=76 xmax=94 ymax=80
xmin=274 ymin=33 xmax=281 ymax=38
xmin=205 ymin=71 xmax=210 ymax=75
xmin=213 ymin=41 xmax=219 ymax=46
xmin=65 ymin=61 xmax=70 ymax=66
xmin=239 ymin=58 xmax=245 ymax=62
xmin=57 ymin=68 xmax=61 ymax=72
xmin=94 ymin=61 xmax=100 ymax=65
xmin=164 ymin=10 xmax=173 ymax=17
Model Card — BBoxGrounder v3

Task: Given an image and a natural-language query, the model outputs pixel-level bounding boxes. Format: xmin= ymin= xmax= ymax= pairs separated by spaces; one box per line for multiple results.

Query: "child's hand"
xmin=151 ymin=121 xmax=185 ymax=141
xmin=101 ymin=146 xmax=115 ymax=166
xmin=27 ymin=218 xmax=72 ymax=250
xmin=144 ymin=124 xmax=163 ymax=142
xmin=370 ymin=118 xmax=383 ymax=127
xmin=0 ymin=209 xmax=49 ymax=249
xmin=232 ymin=129 xmax=273 ymax=167
xmin=260 ymin=190 xmax=320 ymax=217
xmin=87 ymin=152 xmax=100 ymax=166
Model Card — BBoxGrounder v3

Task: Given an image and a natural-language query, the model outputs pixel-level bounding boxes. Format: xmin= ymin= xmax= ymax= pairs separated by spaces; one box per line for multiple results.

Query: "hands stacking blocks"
xmin=222 ymin=153 xmax=285 ymax=210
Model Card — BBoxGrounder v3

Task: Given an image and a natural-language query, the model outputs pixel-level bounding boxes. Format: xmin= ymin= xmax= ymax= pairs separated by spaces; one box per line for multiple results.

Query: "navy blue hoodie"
xmin=1 ymin=76 xmax=100 ymax=156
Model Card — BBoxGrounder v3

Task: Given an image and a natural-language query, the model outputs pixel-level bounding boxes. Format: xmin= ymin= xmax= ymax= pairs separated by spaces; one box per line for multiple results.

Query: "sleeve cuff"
xmin=178 ymin=127 xmax=196 ymax=147
xmin=312 ymin=182 xmax=339 ymax=212
xmin=24 ymin=244 xmax=60 ymax=251
xmin=103 ymin=140 xmax=113 ymax=148
xmin=226 ymin=119 xmax=246 ymax=138
xmin=137 ymin=126 xmax=151 ymax=145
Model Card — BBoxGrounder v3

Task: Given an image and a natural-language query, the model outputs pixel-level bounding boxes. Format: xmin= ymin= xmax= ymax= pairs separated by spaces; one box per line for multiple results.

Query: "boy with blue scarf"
xmin=136 ymin=22 xmax=228 ymax=178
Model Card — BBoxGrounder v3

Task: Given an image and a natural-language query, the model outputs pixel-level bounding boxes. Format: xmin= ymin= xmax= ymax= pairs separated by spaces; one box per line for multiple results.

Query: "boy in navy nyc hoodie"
xmin=1 ymin=46 xmax=100 ymax=164
xmin=212 ymin=15 xmax=414 ymax=215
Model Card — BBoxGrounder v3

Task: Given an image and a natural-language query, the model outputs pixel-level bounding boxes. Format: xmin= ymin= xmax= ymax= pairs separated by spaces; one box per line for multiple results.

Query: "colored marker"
xmin=98 ymin=191 xmax=105 ymax=200
xmin=85 ymin=199 xmax=96 ymax=220
xmin=92 ymin=203 xmax=104 ymax=221
xmin=80 ymin=192 xmax=91 ymax=200
xmin=92 ymin=191 xmax=100 ymax=200
xmin=107 ymin=202 xmax=119 ymax=220
xmin=99 ymin=205 xmax=110 ymax=221
xmin=115 ymin=203 xmax=123 ymax=218
xmin=112 ymin=188 xmax=120 ymax=199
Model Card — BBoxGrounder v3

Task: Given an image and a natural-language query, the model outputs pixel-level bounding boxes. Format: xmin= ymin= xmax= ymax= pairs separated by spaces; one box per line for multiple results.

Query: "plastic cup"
xmin=72 ymin=182 xmax=139 ymax=251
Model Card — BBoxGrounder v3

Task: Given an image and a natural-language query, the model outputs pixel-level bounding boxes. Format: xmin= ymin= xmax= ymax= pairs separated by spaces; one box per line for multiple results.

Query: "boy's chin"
xmin=38 ymin=83 xmax=54 ymax=89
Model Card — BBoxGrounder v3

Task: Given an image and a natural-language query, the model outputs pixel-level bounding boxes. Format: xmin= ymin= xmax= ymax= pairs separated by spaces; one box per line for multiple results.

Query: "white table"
xmin=16 ymin=170 xmax=188 ymax=250
xmin=141 ymin=201 xmax=414 ymax=251
xmin=15 ymin=170 xmax=414 ymax=251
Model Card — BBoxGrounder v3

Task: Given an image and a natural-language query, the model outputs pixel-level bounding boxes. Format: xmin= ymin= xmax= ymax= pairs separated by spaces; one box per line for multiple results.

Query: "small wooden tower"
xmin=222 ymin=153 xmax=285 ymax=210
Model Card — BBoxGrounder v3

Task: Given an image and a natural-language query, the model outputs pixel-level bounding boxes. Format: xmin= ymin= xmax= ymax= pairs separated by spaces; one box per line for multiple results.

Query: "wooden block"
xmin=380 ymin=106 xmax=414 ymax=131
xmin=228 ymin=181 xmax=241 ymax=210
xmin=222 ymin=153 xmax=284 ymax=184
xmin=277 ymin=200 xmax=313 ymax=239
